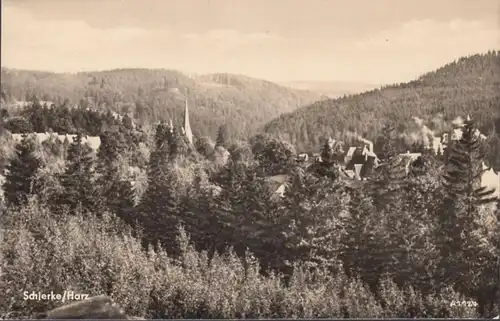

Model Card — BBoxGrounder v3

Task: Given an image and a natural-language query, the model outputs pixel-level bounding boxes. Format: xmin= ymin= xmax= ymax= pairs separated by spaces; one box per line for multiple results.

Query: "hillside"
xmin=262 ymin=51 xmax=500 ymax=154
xmin=0 ymin=68 xmax=323 ymax=141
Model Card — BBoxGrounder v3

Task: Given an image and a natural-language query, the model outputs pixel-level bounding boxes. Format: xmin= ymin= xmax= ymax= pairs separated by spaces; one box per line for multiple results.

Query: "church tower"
xmin=183 ymin=93 xmax=193 ymax=145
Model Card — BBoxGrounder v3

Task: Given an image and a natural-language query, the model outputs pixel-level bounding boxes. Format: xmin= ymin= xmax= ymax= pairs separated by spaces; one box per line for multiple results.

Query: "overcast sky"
xmin=2 ymin=0 xmax=499 ymax=84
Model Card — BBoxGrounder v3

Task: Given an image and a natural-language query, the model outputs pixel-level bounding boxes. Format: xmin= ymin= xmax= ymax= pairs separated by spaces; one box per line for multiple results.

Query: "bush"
xmin=0 ymin=199 xmax=481 ymax=318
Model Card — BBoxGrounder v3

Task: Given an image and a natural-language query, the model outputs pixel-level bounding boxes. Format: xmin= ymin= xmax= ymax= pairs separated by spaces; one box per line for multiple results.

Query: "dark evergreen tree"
xmin=486 ymin=133 xmax=500 ymax=171
xmin=165 ymin=126 xmax=190 ymax=161
xmin=209 ymin=161 xmax=260 ymax=256
xmin=2 ymin=136 xmax=42 ymax=207
xmin=279 ymin=168 xmax=347 ymax=274
xmin=58 ymin=133 xmax=97 ymax=214
xmin=374 ymin=123 xmax=399 ymax=161
xmin=194 ymin=136 xmax=215 ymax=159
xmin=5 ymin=117 xmax=33 ymax=133
xmin=153 ymin=121 xmax=169 ymax=151
xmin=411 ymin=140 xmax=426 ymax=154
xmin=340 ymin=186 xmax=384 ymax=286
xmin=228 ymin=141 xmax=254 ymax=164
xmin=396 ymin=154 xmax=443 ymax=293
xmin=95 ymin=132 xmax=135 ymax=223
xmin=0 ymin=108 xmax=9 ymax=120
xmin=181 ymin=169 xmax=220 ymax=254
xmin=24 ymin=101 xmax=47 ymax=132
xmin=216 ymin=124 xmax=229 ymax=148
xmin=41 ymin=136 xmax=64 ymax=158
xmin=439 ymin=116 xmax=498 ymax=307
xmin=122 ymin=114 xmax=134 ymax=131
xmin=315 ymin=138 xmax=341 ymax=180
xmin=136 ymin=124 xmax=184 ymax=255
xmin=367 ymin=128 xmax=406 ymax=211
xmin=251 ymin=135 xmax=296 ymax=176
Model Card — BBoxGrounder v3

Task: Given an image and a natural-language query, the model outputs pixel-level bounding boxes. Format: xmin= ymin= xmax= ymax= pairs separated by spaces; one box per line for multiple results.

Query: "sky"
xmin=2 ymin=0 xmax=499 ymax=84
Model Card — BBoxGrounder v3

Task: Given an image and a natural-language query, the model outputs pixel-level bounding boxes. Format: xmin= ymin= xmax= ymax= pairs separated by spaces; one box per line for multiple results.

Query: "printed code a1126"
xmin=449 ymin=300 xmax=478 ymax=308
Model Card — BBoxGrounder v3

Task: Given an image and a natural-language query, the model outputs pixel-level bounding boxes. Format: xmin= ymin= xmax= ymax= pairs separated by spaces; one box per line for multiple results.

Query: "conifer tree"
xmin=340 ymin=186 xmax=383 ymax=286
xmin=137 ymin=124 xmax=184 ymax=255
xmin=375 ymin=123 xmax=399 ymax=161
xmin=181 ymin=168 xmax=220 ymax=253
xmin=2 ymin=135 xmax=42 ymax=207
xmin=395 ymin=154 xmax=443 ymax=292
xmin=216 ymin=124 xmax=229 ymax=148
xmin=172 ymin=130 xmax=191 ymax=161
xmin=280 ymin=168 xmax=346 ymax=273
xmin=439 ymin=116 xmax=498 ymax=298
xmin=95 ymin=132 xmax=135 ymax=223
xmin=5 ymin=117 xmax=33 ymax=134
xmin=58 ymin=133 xmax=97 ymax=214
xmin=0 ymin=108 xmax=9 ymax=121
xmin=368 ymin=126 xmax=406 ymax=211
xmin=122 ymin=114 xmax=134 ymax=131
xmin=140 ymin=163 xmax=183 ymax=255
xmin=209 ymin=161 xmax=252 ymax=249
xmin=316 ymin=138 xmax=341 ymax=180
xmin=194 ymin=136 xmax=215 ymax=158
xmin=251 ymin=135 xmax=296 ymax=176
xmin=167 ymin=126 xmax=190 ymax=161
xmin=153 ymin=121 xmax=169 ymax=151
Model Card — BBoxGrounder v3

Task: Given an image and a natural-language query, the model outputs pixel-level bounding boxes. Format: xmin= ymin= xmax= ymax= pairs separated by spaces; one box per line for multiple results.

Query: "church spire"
xmin=184 ymin=91 xmax=193 ymax=145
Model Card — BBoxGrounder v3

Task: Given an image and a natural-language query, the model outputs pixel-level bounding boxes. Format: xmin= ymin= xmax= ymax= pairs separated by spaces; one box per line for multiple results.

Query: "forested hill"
xmin=262 ymin=51 xmax=500 ymax=153
xmin=0 ymin=68 xmax=323 ymax=141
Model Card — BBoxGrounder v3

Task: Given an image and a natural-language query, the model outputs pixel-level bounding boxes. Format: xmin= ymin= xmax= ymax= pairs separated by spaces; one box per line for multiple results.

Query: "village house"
xmin=400 ymin=121 xmax=499 ymax=198
xmin=266 ymin=137 xmax=380 ymax=197
xmin=269 ymin=119 xmax=499 ymax=199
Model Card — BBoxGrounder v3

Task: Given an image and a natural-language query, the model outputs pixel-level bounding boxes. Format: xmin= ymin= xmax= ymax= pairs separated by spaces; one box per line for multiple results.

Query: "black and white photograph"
xmin=1 ymin=0 xmax=500 ymax=318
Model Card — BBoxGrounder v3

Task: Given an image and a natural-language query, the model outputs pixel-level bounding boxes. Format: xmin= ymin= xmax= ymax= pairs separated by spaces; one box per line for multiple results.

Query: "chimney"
xmin=354 ymin=164 xmax=363 ymax=180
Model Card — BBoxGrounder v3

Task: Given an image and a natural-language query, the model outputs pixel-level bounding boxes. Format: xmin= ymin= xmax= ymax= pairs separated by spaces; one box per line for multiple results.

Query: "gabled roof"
xmin=346 ymin=147 xmax=357 ymax=158
xmin=396 ymin=152 xmax=422 ymax=174
xmin=362 ymin=148 xmax=378 ymax=159
xmin=340 ymin=169 xmax=355 ymax=179
xmin=274 ymin=183 xmax=287 ymax=197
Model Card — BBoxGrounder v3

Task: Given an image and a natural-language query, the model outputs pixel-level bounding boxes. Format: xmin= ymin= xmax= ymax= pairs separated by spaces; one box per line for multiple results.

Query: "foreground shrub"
xmin=0 ymin=201 xmax=480 ymax=318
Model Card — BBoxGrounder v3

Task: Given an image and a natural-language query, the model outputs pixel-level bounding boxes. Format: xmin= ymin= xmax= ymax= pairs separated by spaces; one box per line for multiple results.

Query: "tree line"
xmin=1 ymin=110 xmax=499 ymax=318
xmin=0 ymin=68 xmax=321 ymax=142
xmin=0 ymin=97 xmax=134 ymax=136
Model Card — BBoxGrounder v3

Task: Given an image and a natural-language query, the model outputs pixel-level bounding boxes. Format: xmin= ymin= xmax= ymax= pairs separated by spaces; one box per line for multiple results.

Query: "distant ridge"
xmin=262 ymin=51 xmax=500 ymax=158
xmin=1 ymin=68 xmax=322 ymax=142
